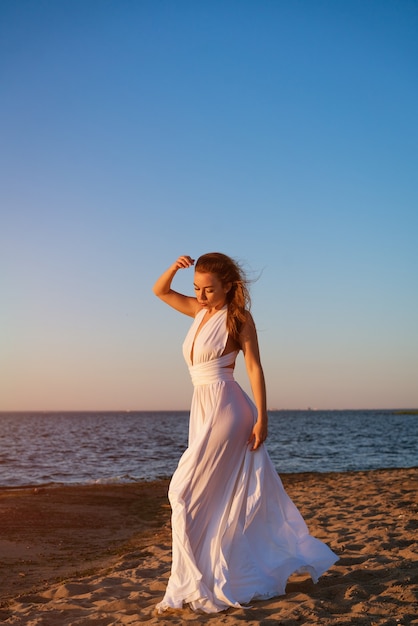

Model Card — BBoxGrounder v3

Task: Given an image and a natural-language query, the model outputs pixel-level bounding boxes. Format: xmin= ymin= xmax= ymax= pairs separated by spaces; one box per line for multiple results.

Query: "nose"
xmin=200 ymin=290 xmax=207 ymax=301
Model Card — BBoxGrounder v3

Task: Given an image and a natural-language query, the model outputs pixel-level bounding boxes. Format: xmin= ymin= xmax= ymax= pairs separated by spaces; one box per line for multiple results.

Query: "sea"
xmin=0 ymin=410 xmax=417 ymax=488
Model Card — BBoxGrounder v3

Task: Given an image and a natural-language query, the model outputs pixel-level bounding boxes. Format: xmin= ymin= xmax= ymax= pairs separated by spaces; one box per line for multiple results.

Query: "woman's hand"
xmin=173 ymin=255 xmax=195 ymax=270
xmin=248 ymin=419 xmax=268 ymax=451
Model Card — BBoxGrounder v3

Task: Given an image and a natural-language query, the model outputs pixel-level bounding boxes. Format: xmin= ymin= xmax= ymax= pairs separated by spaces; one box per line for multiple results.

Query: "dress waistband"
xmin=188 ymin=354 xmax=237 ymax=386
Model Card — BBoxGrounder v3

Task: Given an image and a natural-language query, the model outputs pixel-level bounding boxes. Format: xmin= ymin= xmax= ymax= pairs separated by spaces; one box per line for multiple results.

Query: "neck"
xmin=203 ymin=304 xmax=225 ymax=316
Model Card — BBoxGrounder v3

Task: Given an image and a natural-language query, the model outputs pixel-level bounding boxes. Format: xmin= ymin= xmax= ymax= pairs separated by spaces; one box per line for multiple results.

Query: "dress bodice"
xmin=182 ymin=306 xmax=239 ymax=385
xmin=182 ymin=306 xmax=234 ymax=366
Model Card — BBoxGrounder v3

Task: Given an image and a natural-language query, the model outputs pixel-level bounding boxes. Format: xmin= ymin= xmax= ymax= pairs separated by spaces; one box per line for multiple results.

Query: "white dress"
xmin=156 ymin=306 xmax=338 ymax=614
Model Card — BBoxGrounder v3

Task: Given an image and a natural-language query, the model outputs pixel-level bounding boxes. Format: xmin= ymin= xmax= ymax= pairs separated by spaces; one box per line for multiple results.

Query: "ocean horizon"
xmin=0 ymin=409 xmax=417 ymax=488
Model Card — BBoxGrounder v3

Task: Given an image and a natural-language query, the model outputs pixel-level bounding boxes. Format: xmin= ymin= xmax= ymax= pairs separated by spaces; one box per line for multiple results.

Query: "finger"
xmin=252 ymin=436 xmax=265 ymax=451
xmin=178 ymin=256 xmax=195 ymax=268
xmin=176 ymin=258 xmax=188 ymax=269
xmin=249 ymin=434 xmax=258 ymax=451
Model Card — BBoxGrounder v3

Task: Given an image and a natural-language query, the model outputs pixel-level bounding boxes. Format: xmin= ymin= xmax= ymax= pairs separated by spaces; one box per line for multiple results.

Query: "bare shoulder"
xmin=239 ymin=311 xmax=262 ymax=363
xmin=238 ymin=311 xmax=258 ymax=346
xmin=241 ymin=310 xmax=257 ymax=334
xmin=180 ymin=295 xmax=202 ymax=317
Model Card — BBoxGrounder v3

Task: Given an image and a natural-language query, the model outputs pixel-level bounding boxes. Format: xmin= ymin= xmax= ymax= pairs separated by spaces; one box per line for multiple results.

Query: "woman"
xmin=153 ymin=253 xmax=337 ymax=614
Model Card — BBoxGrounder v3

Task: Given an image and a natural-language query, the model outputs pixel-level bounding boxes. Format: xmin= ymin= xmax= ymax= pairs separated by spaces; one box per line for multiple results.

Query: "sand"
xmin=0 ymin=468 xmax=417 ymax=625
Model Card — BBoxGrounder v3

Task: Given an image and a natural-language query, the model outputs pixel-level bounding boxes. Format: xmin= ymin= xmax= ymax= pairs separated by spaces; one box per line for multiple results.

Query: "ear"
xmin=224 ymin=282 xmax=232 ymax=294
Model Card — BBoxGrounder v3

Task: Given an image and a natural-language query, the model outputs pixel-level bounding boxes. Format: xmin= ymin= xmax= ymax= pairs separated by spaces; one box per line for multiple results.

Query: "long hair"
xmin=195 ymin=252 xmax=251 ymax=341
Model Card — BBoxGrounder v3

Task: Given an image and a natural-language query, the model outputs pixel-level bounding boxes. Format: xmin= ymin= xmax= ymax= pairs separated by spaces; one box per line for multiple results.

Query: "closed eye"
xmin=194 ymin=284 xmax=214 ymax=291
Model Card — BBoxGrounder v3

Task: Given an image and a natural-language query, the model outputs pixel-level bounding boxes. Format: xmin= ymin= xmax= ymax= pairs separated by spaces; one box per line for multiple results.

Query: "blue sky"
xmin=1 ymin=0 xmax=417 ymax=410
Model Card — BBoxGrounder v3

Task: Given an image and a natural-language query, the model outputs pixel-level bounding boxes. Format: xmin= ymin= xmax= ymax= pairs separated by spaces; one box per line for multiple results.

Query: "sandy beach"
xmin=1 ymin=468 xmax=417 ymax=625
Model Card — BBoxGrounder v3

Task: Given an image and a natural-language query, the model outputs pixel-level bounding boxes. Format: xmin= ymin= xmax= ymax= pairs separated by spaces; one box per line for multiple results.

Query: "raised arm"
xmin=240 ymin=312 xmax=268 ymax=451
xmin=153 ymin=255 xmax=200 ymax=317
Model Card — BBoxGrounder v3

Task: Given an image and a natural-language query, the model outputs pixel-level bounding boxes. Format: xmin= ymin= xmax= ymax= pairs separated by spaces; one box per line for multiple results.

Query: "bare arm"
xmin=152 ymin=255 xmax=200 ymax=317
xmin=240 ymin=312 xmax=268 ymax=451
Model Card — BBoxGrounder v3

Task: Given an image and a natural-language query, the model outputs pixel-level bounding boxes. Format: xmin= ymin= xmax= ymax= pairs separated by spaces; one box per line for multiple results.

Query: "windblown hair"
xmin=195 ymin=252 xmax=251 ymax=341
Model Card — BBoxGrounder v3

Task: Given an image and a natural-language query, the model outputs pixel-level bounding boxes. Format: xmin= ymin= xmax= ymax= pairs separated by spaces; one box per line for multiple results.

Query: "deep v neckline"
xmin=190 ymin=306 xmax=226 ymax=365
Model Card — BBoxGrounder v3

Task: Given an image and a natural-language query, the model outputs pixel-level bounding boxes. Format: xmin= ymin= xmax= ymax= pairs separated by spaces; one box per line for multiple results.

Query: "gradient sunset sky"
xmin=1 ymin=0 xmax=417 ymax=411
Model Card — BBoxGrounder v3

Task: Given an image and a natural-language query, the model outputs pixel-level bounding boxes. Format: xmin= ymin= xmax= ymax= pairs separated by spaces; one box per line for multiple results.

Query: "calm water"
xmin=0 ymin=410 xmax=416 ymax=487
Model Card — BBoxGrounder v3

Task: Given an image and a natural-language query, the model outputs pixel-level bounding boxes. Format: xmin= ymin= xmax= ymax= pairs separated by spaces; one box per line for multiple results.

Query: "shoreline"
xmin=1 ymin=468 xmax=417 ymax=624
xmin=1 ymin=464 xmax=417 ymax=492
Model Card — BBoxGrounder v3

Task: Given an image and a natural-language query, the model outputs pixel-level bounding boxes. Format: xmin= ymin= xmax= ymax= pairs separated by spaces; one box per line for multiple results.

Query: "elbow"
xmin=152 ymin=284 xmax=169 ymax=299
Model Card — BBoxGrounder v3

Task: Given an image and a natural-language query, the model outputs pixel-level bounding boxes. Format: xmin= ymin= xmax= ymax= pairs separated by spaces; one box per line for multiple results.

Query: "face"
xmin=194 ymin=271 xmax=230 ymax=310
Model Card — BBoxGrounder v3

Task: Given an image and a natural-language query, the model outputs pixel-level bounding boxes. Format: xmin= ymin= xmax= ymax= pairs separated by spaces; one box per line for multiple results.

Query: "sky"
xmin=1 ymin=0 xmax=417 ymax=411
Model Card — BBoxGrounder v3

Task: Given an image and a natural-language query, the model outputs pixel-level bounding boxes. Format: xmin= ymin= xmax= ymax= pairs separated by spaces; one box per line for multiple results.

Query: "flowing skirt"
xmin=156 ymin=379 xmax=338 ymax=613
